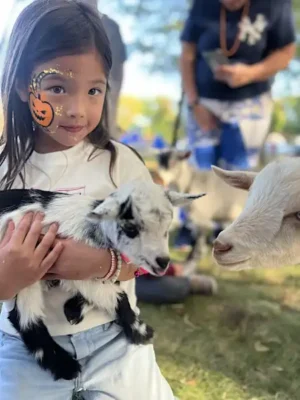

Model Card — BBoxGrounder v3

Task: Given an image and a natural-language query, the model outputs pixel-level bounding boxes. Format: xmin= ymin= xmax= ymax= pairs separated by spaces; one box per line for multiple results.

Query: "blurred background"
xmin=3 ymin=1 xmax=300 ymax=400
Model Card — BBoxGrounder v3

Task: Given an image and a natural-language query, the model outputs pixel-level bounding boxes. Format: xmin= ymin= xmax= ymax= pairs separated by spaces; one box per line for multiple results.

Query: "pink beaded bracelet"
xmin=102 ymin=249 xmax=117 ymax=281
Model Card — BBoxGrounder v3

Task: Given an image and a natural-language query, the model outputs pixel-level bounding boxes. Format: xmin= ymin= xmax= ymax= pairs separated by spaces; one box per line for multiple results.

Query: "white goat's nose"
xmin=213 ymin=239 xmax=232 ymax=254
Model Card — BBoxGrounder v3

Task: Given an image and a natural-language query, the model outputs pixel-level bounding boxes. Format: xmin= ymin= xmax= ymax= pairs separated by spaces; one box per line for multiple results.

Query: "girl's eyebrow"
xmin=89 ymin=79 xmax=107 ymax=86
xmin=41 ymin=74 xmax=66 ymax=83
xmin=40 ymin=75 xmax=107 ymax=86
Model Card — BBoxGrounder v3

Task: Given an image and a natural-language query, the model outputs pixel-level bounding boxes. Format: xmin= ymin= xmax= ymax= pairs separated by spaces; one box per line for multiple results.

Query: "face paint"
xmin=29 ymin=92 xmax=54 ymax=128
xmin=29 ymin=69 xmax=65 ymax=130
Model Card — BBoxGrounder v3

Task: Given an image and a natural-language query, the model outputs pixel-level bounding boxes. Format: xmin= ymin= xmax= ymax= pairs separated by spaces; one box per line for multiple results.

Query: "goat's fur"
xmin=157 ymin=149 xmax=248 ymax=262
xmin=0 ymin=180 xmax=203 ymax=380
xmin=212 ymin=159 xmax=300 ymax=270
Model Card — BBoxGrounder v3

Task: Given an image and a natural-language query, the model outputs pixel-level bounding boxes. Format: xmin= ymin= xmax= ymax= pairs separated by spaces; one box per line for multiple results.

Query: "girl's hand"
xmin=43 ymin=238 xmax=138 ymax=281
xmin=193 ymin=103 xmax=219 ymax=132
xmin=0 ymin=212 xmax=63 ymax=300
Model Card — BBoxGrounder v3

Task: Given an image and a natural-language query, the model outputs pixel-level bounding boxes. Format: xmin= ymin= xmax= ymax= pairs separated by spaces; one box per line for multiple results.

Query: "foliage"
xmin=270 ymin=101 xmax=287 ymax=133
xmin=271 ymin=96 xmax=300 ymax=135
xmin=118 ymin=95 xmax=183 ymax=142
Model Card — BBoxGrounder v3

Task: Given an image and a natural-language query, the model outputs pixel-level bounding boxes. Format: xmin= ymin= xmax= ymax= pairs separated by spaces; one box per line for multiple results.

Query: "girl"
xmin=0 ymin=1 xmax=175 ymax=399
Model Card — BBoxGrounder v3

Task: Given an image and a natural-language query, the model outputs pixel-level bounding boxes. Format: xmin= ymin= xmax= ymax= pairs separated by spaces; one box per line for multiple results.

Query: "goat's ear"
xmin=212 ymin=166 xmax=257 ymax=191
xmin=166 ymin=190 xmax=206 ymax=207
xmin=87 ymin=197 xmax=120 ymax=221
xmin=176 ymin=150 xmax=191 ymax=161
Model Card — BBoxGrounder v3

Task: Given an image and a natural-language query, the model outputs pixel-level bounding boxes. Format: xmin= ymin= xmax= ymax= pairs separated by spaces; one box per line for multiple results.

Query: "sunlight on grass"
xmin=140 ymin=254 xmax=300 ymax=400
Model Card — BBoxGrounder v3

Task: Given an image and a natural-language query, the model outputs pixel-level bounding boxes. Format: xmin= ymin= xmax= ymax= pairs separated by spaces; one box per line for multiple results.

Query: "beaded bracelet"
xmin=110 ymin=251 xmax=122 ymax=283
xmin=100 ymin=249 xmax=117 ymax=281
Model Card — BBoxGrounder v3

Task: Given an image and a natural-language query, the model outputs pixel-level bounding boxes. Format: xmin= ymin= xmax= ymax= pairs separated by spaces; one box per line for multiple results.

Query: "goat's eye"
xmin=295 ymin=212 xmax=300 ymax=221
xmin=122 ymin=223 xmax=139 ymax=239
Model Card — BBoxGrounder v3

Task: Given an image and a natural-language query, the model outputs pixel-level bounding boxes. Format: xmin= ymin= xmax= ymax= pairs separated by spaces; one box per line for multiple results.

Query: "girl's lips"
xmin=60 ymin=125 xmax=85 ymax=133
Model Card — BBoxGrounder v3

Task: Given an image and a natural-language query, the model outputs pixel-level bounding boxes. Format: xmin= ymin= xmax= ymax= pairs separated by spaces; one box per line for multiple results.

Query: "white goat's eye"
xmin=295 ymin=212 xmax=300 ymax=221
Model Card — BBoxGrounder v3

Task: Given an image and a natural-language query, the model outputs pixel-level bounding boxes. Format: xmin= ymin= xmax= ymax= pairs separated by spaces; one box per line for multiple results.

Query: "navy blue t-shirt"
xmin=181 ymin=0 xmax=295 ymax=101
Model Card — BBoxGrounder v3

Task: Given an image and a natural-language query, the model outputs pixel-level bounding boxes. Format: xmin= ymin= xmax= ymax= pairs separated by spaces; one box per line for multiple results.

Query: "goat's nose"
xmin=213 ymin=239 xmax=232 ymax=253
xmin=156 ymin=256 xmax=170 ymax=270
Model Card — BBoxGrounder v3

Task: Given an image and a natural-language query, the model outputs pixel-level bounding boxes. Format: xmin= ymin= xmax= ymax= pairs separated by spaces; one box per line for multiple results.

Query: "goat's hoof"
xmin=128 ymin=322 xmax=154 ymax=345
xmin=64 ymin=301 xmax=84 ymax=325
xmin=40 ymin=346 xmax=81 ymax=380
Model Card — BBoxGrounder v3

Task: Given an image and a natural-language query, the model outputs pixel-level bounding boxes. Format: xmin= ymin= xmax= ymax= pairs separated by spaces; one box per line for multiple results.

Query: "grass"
xmin=139 ymin=253 xmax=300 ymax=400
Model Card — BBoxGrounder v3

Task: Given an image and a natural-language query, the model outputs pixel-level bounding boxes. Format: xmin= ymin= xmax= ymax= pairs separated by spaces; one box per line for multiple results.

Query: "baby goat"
xmin=0 ymin=180 xmax=203 ymax=380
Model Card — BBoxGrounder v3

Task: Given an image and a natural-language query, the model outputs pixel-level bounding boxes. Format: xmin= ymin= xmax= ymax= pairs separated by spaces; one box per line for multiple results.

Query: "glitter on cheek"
xmin=55 ymin=106 xmax=63 ymax=116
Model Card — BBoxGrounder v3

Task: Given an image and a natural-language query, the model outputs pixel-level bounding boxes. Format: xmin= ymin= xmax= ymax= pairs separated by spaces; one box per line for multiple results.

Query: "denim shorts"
xmin=0 ymin=322 xmax=174 ymax=400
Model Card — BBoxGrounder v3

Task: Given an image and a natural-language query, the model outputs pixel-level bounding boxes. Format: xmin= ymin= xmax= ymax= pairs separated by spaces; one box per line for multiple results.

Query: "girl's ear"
xmin=15 ymin=80 xmax=28 ymax=102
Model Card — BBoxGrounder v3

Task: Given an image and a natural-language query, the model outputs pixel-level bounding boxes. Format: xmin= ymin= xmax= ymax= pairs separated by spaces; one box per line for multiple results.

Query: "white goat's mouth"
xmin=213 ymin=255 xmax=251 ymax=270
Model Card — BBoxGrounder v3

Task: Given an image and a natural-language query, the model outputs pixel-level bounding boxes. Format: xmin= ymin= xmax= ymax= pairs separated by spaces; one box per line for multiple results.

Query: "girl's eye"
xmin=295 ymin=212 xmax=300 ymax=221
xmin=89 ymin=88 xmax=102 ymax=96
xmin=48 ymin=86 xmax=65 ymax=94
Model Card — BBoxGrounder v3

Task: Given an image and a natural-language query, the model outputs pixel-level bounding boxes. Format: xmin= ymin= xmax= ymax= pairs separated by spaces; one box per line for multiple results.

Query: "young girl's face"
xmin=26 ymin=49 xmax=107 ymax=150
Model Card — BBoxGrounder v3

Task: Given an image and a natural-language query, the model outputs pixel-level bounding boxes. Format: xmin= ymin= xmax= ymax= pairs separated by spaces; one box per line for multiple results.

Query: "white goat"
xmin=212 ymin=158 xmax=300 ymax=270
xmin=158 ymin=150 xmax=248 ymax=230
xmin=0 ymin=181 xmax=203 ymax=380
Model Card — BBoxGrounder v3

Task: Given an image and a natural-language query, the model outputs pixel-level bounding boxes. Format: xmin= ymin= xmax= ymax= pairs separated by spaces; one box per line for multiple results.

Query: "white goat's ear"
xmin=87 ymin=197 xmax=120 ymax=221
xmin=166 ymin=190 xmax=206 ymax=207
xmin=212 ymin=166 xmax=257 ymax=191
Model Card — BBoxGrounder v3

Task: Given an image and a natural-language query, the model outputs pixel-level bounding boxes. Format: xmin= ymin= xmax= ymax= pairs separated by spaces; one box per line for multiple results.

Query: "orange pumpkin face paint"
xmin=29 ymin=92 xmax=54 ymax=128
xmin=29 ymin=69 xmax=64 ymax=130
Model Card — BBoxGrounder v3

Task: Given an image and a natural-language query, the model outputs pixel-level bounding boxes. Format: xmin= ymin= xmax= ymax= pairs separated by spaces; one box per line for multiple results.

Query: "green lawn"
xmin=140 ymin=255 xmax=300 ymax=400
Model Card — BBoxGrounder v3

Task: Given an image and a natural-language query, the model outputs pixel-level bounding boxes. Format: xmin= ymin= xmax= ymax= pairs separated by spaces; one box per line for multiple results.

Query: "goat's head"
xmin=157 ymin=149 xmax=191 ymax=170
xmin=88 ymin=180 xmax=204 ymax=276
xmin=212 ymin=158 xmax=300 ymax=270
xmin=157 ymin=149 xmax=191 ymax=188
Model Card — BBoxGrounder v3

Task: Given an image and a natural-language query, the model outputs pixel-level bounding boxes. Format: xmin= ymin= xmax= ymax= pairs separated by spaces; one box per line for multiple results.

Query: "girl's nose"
xmin=65 ymin=98 xmax=85 ymax=119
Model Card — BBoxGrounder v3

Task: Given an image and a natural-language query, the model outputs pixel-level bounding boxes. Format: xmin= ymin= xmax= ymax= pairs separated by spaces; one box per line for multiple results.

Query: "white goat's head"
xmin=212 ymin=158 xmax=300 ymax=270
xmin=89 ymin=180 xmax=204 ymax=275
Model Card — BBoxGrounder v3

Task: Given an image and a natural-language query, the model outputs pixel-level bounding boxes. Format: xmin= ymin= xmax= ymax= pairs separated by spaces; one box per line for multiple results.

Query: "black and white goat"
xmin=0 ymin=180 xmax=203 ymax=380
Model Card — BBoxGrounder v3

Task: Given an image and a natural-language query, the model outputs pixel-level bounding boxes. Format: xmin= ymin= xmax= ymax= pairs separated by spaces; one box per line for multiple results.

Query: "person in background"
xmin=135 ymin=170 xmax=218 ymax=304
xmin=180 ymin=0 xmax=296 ymax=170
xmin=82 ymin=0 xmax=126 ymax=139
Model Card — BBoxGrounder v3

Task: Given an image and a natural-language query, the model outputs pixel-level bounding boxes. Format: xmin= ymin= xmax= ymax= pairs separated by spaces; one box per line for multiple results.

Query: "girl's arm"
xmin=43 ymin=238 xmax=137 ymax=282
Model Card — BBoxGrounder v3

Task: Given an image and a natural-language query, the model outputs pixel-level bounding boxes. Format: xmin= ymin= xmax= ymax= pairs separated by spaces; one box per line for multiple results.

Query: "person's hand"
xmin=215 ymin=63 xmax=255 ymax=88
xmin=43 ymin=238 xmax=139 ymax=281
xmin=193 ymin=103 xmax=219 ymax=132
xmin=0 ymin=212 xmax=63 ymax=300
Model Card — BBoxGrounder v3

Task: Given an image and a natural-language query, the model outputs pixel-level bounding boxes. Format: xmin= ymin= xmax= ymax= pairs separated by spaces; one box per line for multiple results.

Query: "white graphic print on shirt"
xmin=239 ymin=14 xmax=268 ymax=46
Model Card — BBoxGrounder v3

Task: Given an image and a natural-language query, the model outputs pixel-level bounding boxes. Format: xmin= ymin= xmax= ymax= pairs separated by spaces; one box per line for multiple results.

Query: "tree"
xmin=118 ymin=95 xmax=183 ymax=142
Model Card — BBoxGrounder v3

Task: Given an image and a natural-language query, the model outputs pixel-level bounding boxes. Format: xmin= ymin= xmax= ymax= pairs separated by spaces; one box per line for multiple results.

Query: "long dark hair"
xmin=0 ymin=0 xmax=117 ymax=189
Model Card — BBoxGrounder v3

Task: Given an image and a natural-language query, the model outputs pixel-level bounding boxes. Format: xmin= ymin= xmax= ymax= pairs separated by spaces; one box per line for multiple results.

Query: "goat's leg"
xmin=186 ymin=225 xmax=204 ymax=262
xmin=65 ymin=281 xmax=154 ymax=344
xmin=115 ymin=292 xmax=154 ymax=344
xmin=8 ymin=283 xmax=81 ymax=381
